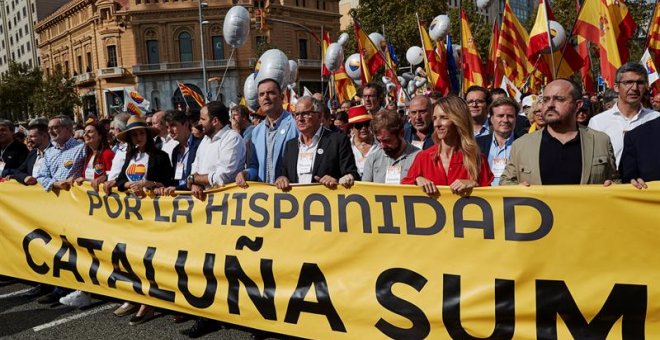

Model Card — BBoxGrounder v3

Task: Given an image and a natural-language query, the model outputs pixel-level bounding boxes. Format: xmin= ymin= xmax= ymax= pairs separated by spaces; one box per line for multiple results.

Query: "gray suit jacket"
xmin=500 ymin=126 xmax=618 ymax=185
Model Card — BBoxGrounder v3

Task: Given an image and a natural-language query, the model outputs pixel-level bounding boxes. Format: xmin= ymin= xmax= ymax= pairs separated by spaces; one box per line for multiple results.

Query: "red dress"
xmin=401 ymin=145 xmax=493 ymax=186
xmin=83 ymin=148 xmax=115 ymax=180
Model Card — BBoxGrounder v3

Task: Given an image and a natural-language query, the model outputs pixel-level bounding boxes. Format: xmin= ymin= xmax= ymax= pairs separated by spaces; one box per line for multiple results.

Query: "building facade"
xmin=35 ymin=0 xmax=340 ymax=118
xmin=0 ymin=0 xmax=70 ymax=73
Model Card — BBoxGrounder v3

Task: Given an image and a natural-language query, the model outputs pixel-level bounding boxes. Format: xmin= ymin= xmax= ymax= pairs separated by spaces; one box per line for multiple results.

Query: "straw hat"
xmin=347 ymin=105 xmax=372 ymax=125
xmin=115 ymin=115 xmax=160 ymax=143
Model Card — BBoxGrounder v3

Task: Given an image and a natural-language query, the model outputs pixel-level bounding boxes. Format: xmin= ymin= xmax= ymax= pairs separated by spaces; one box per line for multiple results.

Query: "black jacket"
xmin=620 ymin=116 xmax=660 ymax=182
xmin=0 ymin=140 xmax=29 ymax=176
xmin=280 ymin=128 xmax=360 ymax=183
xmin=9 ymin=147 xmax=48 ymax=184
xmin=170 ymin=136 xmax=202 ymax=190
xmin=117 ymin=149 xmax=174 ymax=191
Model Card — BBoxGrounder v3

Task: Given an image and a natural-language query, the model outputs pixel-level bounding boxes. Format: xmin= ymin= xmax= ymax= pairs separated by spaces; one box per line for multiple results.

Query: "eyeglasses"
xmin=353 ymin=122 xmax=370 ymax=129
xmin=540 ymin=96 xmax=573 ymax=105
xmin=466 ymin=99 xmax=486 ymax=106
xmin=293 ymin=111 xmax=318 ymax=119
xmin=617 ymin=80 xmax=646 ymax=88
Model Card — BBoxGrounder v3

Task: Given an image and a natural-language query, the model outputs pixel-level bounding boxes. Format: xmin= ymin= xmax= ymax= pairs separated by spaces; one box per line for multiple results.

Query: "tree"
xmin=31 ymin=65 xmax=81 ymax=119
xmin=0 ymin=61 xmax=42 ymax=122
xmin=448 ymin=0 xmax=492 ymax=63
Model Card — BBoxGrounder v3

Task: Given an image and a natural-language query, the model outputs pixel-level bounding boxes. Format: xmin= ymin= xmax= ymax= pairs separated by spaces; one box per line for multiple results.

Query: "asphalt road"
xmin=0 ymin=279 xmax=291 ymax=340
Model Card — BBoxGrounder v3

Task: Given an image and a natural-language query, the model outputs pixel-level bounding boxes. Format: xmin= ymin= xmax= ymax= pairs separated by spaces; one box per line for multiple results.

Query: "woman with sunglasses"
xmin=402 ymin=96 xmax=493 ymax=195
xmin=347 ymin=105 xmax=378 ymax=176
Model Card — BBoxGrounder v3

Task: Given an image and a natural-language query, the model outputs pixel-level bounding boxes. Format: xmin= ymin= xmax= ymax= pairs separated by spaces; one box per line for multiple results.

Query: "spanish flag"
xmin=573 ymin=0 xmax=637 ymax=87
xmin=353 ymin=20 xmax=386 ymax=84
xmin=418 ymin=19 xmax=450 ymax=95
xmin=322 ymin=31 xmax=331 ymax=77
xmin=460 ymin=9 xmax=488 ymax=91
xmin=647 ymin=2 xmax=660 ymax=63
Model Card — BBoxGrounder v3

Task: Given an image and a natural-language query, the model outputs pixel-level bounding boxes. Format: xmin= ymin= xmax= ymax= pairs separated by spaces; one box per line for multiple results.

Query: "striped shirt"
xmin=37 ymin=138 xmax=86 ymax=191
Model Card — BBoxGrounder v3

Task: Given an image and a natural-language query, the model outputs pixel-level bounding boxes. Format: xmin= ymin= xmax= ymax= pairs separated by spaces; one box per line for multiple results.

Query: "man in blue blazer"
xmin=619 ymin=116 xmax=660 ymax=189
xmin=236 ymin=78 xmax=298 ymax=186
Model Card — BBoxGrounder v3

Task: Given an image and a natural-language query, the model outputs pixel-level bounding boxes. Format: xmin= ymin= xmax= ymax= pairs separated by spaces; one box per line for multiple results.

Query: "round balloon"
xmin=243 ymin=73 xmax=259 ymax=111
xmin=337 ymin=33 xmax=349 ymax=46
xmin=325 ymin=42 xmax=344 ymax=73
xmin=255 ymin=49 xmax=290 ymax=89
xmin=344 ymin=53 xmax=362 ymax=80
xmin=429 ymin=15 xmax=450 ymax=41
xmin=223 ymin=6 xmax=250 ymax=49
xmin=542 ymin=21 xmax=567 ymax=53
xmin=406 ymin=46 xmax=424 ymax=66
xmin=368 ymin=32 xmax=387 ymax=51
xmin=476 ymin=0 xmax=493 ymax=10
xmin=288 ymin=60 xmax=298 ymax=85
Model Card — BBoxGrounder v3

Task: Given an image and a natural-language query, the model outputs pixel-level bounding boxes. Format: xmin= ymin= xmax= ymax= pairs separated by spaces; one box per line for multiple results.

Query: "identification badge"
xmin=84 ymin=166 xmax=95 ymax=180
xmin=174 ymin=162 xmax=185 ymax=180
xmin=492 ymin=157 xmax=507 ymax=177
xmin=0 ymin=161 xmax=5 ymax=173
xmin=411 ymin=140 xmax=424 ymax=149
xmin=356 ymin=157 xmax=366 ymax=173
xmin=297 ymin=152 xmax=314 ymax=174
xmin=385 ymin=165 xmax=402 ymax=184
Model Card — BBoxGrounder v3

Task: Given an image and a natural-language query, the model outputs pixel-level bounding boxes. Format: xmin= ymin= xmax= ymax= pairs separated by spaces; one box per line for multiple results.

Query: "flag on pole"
xmin=577 ymin=37 xmax=596 ymax=95
xmin=353 ymin=20 xmax=386 ymax=84
xmin=177 ymin=82 xmax=205 ymax=108
xmin=573 ymin=0 xmax=637 ymax=87
xmin=500 ymin=74 xmax=522 ymax=102
xmin=334 ymin=64 xmax=357 ymax=103
xmin=648 ymin=2 xmax=660 ymax=63
xmin=322 ymin=31 xmax=332 ymax=77
xmin=123 ymin=89 xmax=151 ymax=117
xmin=446 ymin=34 xmax=460 ymax=94
xmin=417 ymin=18 xmax=450 ymax=95
xmin=497 ymin=0 xmax=531 ymax=87
xmin=641 ymin=49 xmax=659 ymax=86
xmin=487 ymin=22 xmax=502 ymax=87
xmin=460 ymin=9 xmax=488 ymax=91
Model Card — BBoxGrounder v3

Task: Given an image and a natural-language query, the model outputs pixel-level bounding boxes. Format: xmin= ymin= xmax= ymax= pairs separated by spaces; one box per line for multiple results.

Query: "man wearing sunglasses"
xmin=589 ymin=62 xmax=660 ymax=166
xmin=275 ymin=96 xmax=359 ymax=190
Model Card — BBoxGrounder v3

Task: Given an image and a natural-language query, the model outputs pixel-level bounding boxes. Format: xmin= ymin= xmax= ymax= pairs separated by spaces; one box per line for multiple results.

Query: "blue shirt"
xmin=487 ymin=132 xmax=514 ymax=186
xmin=474 ymin=119 xmax=491 ymax=138
xmin=37 ymin=138 xmax=86 ymax=191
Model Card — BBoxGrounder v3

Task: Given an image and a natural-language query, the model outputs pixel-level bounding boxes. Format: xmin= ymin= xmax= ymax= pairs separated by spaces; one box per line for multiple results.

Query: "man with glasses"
xmin=500 ymin=78 xmax=617 ymax=186
xmin=275 ymin=96 xmax=359 ymax=190
xmin=362 ymin=82 xmax=384 ymax=115
xmin=464 ymin=86 xmax=491 ymax=137
xmin=589 ymin=62 xmax=660 ymax=166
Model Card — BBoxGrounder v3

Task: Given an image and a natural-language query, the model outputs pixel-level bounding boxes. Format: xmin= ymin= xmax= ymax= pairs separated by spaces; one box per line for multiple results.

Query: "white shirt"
xmin=108 ymin=143 xmax=127 ymax=181
xmin=588 ymin=103 xmax=660 ymax=166
xmin=296 ymin=127 xmax=323 ymax=184
xmin=191 ymin=125 xmax=246 ymax=188
xmin=350 ymin=136 xmax=379 ymax=176
xmin=161 ymin=136 xmax=179 ymax=164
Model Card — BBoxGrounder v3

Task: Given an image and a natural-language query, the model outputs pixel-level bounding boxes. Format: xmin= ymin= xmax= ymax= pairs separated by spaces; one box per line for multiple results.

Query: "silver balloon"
xmin=542 ymin=21 xmax=567 ymax=53
xmin=368 ymin=32 xmax=386 ymax=51
xmin=429 ymin=15 xmax=450 ymax=41
xmin=223 ymin=6 xmax=250 ymax=49
xmin=288 ymin=60 xmax=298 ymax=85
xmin=243 ymin=73 xmax=259 ymax=111
xmin=325 ymin=42 xmax=344 ymax=73
xmin=344 ymin=53 xmax=362 ymax=81
xmin=406 ymin=46 xmax=424 ymax=66
xmin=255 ymin=49 xmax=290 ymax=89
xmin=476 ymin=0 xmax=494 ymax=9
xmin=337 ymin=33 xmax=349 ymax=46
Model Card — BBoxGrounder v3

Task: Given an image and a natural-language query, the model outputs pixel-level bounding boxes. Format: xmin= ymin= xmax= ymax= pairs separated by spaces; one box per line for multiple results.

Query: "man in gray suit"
xmin=500 ymin=79 xmax=618 ymax=186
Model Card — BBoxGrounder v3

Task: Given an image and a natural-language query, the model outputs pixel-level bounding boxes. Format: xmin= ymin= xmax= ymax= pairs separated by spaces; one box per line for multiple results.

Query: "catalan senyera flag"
xmin=177 ymin=82 xmax=205 ymax=108
xmin=322 ymin=31 xmax=331 ymax=77
xmin=573 ymin=0 xmax=637 ymax=87
xmin=648 ymin=2 xmax=660 ymax=63
xmin=641 ymin=49 xmax=659 ymax=86
xmin=123 ymin=89 xmax=150 ymax=117
xmin=460 ymin=9 xmax=488 ymax=91
xmin=497 ymin=1 xmax=531 ymax=88
xmin=353 ymin=20 xmax=386 ymax=84
xmin=334 ymin=64 xmax=357 ymax=103
xmin=418 ymin=19 xmax=450 ymax=95
xmin=487 ymin=22 xmax=502 ymax=88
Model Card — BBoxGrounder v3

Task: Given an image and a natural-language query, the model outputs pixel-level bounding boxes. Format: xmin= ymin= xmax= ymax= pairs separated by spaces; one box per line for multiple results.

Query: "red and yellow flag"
xmin=460 ymin=9 xmax=488 ymax=91
xmin=648 ymin=2 xmax=660 ymax=63
xmin=573 ymin=0 xmax=637 ymax=87
xmin=322 ymin=31 xmax=331 ymax=77
xmin=487 ymin=22 xmax=502 ymax=88
xmin=177 ymin=82 xmax=205 ymax=108
xmin=496 ymin=1 xmax=531 ymax=88
xmin=577 ymin=37 xmax=596 ymax=95
xmin=334 ymin=64 xmax=357 ymax=103
xmin=353 ymin=20 xmax=386 ymax=84
xmin=418 ymin=19 xmax=450 ymax=95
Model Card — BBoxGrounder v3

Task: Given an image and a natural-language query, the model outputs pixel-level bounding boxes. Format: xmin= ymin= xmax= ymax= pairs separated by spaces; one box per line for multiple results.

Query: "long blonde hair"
xmin=432 ymin=96 xmax=481 ymax=180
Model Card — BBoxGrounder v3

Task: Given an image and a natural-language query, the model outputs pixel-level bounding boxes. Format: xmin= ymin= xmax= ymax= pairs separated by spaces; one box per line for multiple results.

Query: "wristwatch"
xmin=187 ymin=174 xmax=195 ymax=189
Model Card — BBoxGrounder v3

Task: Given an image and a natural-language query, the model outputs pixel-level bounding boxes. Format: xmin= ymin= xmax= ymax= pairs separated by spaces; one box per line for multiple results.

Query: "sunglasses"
xmin=353 ymin=122 xmax=370 ymax=129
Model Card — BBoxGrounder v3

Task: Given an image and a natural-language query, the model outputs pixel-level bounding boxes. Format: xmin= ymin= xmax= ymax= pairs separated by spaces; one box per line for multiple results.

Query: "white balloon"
xmin=369 ymin=32 xmax=386 ymax=51
xmin=407 ymin=81 xmax=417 ymax=96
xmin=255 ymin=49 xmax=290 ymax=89
xmin=397 ymin=76 xmax=406 ymax=87
xmin=414 ymin=77 xmax=427 ymax=88
xmin=325 ymin=43 xmax=344 ymax=73
xmin=243 ymin=73 xmax=259 ymax=111
xmin=542 ymin=21 xmax=567 ymax=53
xmin=476 ymin=0 xmax=493 ymax=10
xmin=337 ymin=33 xmax=349 ymax=46
xmin=345 ymin=53 xmax=362 ymax=81
xmin=386 ymin=83 xmax=396 ymax=93
xmin=429 ymin=15 xmax=450 ymax=41
xmin=406 ymin=46 xmax=424 ymax=66
xmin=223 ymin=6 xmax=250 ymax=49
xmin=353 ymin=79 xmax=362 ymax=87
xmin=288 ymin=60 xmax=298 ymax=85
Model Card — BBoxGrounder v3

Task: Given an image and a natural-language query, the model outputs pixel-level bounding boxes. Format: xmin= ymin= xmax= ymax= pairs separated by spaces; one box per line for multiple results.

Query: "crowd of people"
xmin=1 ymin=60 xmax=660 ymax=337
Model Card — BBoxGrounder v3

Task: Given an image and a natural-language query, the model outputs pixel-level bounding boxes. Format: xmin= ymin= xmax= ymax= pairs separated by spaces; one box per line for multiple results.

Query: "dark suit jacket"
xmin=280 ymin=128 xmax=360 ymax=183
xmin=170 ymin=136 xmax=202 ymax=190
xmin=0 ymin=141 xmax=28 ymax=176
xmin=403 ymin=122 xmax=434 ymax=150
xmin=10 ymin=148 xmax=43 ymax=184
xmin=476 ymin=131 xmax=523 ymax=156
xmin=117 ymin=149 xmax=174 ymax=191
xmin=620 ymin=116 xmax=660 ymax=182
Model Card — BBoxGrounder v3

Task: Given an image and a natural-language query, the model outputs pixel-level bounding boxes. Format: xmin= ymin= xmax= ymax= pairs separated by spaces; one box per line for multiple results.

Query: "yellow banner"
xmin=1 ymin=181 xmax=659 ymax=339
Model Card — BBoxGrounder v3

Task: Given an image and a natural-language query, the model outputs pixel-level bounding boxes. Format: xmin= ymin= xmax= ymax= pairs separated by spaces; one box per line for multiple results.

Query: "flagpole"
xmin=541 ymin=0 xmax=557 ymax=79
xmin=459 ymin=7 xmax=465 ymax=96
xmin=415 ymin=12 xmax=433 ymax=96
xmin=321 ymin=25 xmax=325 ymax=99
xmin=556 ymin=0 xmax=587 ymax=78
xmin=521 ymin=55 xmax=543 ymax=93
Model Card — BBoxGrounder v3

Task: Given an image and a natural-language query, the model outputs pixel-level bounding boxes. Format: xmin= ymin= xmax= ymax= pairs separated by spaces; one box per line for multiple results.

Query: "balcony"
xmin=297 ymin=59 xmax=322 ymax=68
xmin=132 ymin=59 xmax=237 ymax=75
xmin=73 ymin=72 xmax=95 ymax=85
xmin=96 ymin=67 xmax=127 ymax=79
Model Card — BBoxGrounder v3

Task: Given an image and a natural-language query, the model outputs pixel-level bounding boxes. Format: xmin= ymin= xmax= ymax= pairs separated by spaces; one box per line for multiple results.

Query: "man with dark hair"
xmin=236 ymin=79 xmax=298 ymax=186
xmin=230 ymin=104 xmax=254 ymax=142
xmin=156 ymin=110 xmax=203 ymax=194
xmin=589 ymin=62 xmax=660 ymax=166
xmin=404 ymin=95 xmax=435 ymax=150
xmin=477 ymin=97 xmax=522 ymax=185
xmin=465 ymin=85 xmax=492 ymax=137
xmin=363 ymin=110 xmax=420 ymax=183
xmin=601 ymin=88 xmax=618 ymax=110
xmin=362 ymin=82 xmax=384 ymax=114
xmin=6 ymin=118 xmax=50 ymax=185
xmin=187 ymin=101 xmax=245 ymax=200
xmin=490 ymin=88 xmax=508 ymax=101
xmin=0 ymin=119 xmax=28 ymax=176
xmin=500 ymin=78 xmax=617 ymax=185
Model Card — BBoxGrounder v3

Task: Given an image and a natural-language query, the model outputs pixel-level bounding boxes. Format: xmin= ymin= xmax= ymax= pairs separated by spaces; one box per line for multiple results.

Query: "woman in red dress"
xmin=402 ymin=96 xmax=493 ymax=195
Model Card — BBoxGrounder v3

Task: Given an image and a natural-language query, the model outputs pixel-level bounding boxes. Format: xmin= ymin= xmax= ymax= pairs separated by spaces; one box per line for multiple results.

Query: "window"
xmin=212 ymin=36 xmax=224 ymax=60
xmin=178 ymin=32 xmax=193 ymax=62
xmin=86 ymin=52 xmax=92 ymax=72
xmin=64 ymin=60 xmax=70 ymax=76
xmin=26 ymin=41 xmax=29 ymax=51
xmin=298 ymin=38 xmax=307 ymax=59
xmin=77 ymin=55 xmax=82 ymax=73
xmin=107 ymin=45 xmax=117 ymax=67
xmin=146 ymin=40 xmax=159 ymax=64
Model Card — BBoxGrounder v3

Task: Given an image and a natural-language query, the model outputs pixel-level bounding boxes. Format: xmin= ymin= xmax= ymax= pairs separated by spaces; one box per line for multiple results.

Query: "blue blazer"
xmin=246 ymin=111 xmax=299 ymax=183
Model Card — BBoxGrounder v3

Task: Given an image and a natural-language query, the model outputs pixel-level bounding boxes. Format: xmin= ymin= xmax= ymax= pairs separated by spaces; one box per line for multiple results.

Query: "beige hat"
xmin=115 ymin=115 xmax=160 ymax=143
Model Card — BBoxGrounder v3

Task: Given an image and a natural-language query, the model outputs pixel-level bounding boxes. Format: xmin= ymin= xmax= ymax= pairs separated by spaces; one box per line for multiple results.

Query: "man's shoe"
xmin=129 ymin=307 xmax=155 ymax=326
xmin=23 ymin=285 xmax=52 ymax=299
xmin=180 ymin=318 xmax=222 ymax=338
xmin=113 ymin=302 xmax=138 ymax=317
xmin=59 ymin=290 xmax=92 ymax=308
xmin=37 ymin=292 xmax=62 ymax=305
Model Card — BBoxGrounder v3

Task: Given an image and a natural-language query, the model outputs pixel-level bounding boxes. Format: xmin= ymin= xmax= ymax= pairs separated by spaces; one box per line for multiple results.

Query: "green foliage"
xmin=448 ymin=1 xmax=492 ymax=62
xmin=341 ymin=0 xmax=449 ymax=69
xmin=31 ymin=65 xmax=81 ymax=119
xmin=0 ymin=61 xmax=42 ymax=122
